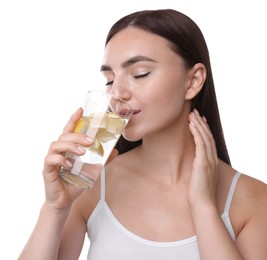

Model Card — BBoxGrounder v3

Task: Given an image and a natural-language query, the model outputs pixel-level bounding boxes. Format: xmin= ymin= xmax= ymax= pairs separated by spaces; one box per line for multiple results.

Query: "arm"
xmin=189 ymin=109 xmax=242 ymax=259
xmin=19 ymin=204 xmax=72 ymax=260
xmin=191 ymin=178 xmax=267 ymax=260
xmin=18 ymin=108 xmax=93 ymax=260
xmin=190 ymin=202 xmax=242 ymax=259
xmin=235 ymin=178 xmax=267 ymax=259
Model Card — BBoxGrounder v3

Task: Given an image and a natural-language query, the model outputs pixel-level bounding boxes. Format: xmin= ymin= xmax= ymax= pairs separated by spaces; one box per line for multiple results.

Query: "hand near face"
xmin=42 ymin=108 xmax=89 ymax=210
xmin=42 ymin=108 xmax=119 ymax=211
xmin=188 ymin=109 xmax=219 ymax=209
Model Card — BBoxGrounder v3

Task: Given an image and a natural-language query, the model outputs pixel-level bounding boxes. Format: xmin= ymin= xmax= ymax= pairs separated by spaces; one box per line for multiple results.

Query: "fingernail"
xmin=85 ymin=136 xmax=94 ymax=143
xmin=77 ymin=145 xmax=86 ymax=153
xmin=189 ymin=121 xmax=195 ymax=127
xmin=194 ymin=109 xmax=200 ymax=116
xmin=66 ymin=160 xmax=73 ymax=168
xmin=75 ymin=107 xmax=83 ymax=113
xmin=190 ymin=111 xmax=195 ymax=118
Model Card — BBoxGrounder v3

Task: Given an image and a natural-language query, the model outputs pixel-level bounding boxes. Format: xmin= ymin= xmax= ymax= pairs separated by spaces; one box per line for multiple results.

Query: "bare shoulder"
xmin=239 ymin=172 xmax=267 ymax=215
xmin=71 ymin=176 xmax=101 ymax=222
xmin=234 ymin=173 xmax=267 ymax=258
xmin=217 ymin=162 xmax=267 ymax=237
xmin=230 ymin=170 xmax=267 ymax=225
xmin=237 ymin=173 xmax=267 ymax=211
xmin=71 ymin=151 xmax=134 ymax=222
xmin=218 ymin=161 xmax=267 ymax=258
xmin=218 ymin=162 xmax=267 ymax=209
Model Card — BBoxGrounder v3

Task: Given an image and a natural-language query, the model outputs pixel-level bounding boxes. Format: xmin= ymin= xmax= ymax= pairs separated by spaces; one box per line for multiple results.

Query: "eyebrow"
xmin=100 ymin=55 xmax=157 ymax=72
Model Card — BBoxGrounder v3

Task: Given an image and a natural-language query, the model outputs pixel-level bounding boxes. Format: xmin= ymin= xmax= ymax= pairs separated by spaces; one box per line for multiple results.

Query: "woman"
xmin=19 ymin=9 xmax=267 ymax=259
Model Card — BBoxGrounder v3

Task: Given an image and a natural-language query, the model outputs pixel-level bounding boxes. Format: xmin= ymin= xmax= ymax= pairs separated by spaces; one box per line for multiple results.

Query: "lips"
xmin=133 ymin=109 xmax=141 ymax=115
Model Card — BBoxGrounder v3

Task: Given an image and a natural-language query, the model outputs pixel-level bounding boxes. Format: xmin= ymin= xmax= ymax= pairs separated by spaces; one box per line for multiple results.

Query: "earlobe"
xmin=185 ymin=63 xmax=206 ymax=100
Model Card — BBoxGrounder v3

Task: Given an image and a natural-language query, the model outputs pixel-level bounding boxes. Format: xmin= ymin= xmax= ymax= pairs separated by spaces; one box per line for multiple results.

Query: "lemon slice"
xmin=73 ymin=112 xmax=126 ymax=157
xmin=74 ymin=117 xmax=89 ymax=134
xmin=88 ymin=137 xmax=104 ymax=156
xmin=97 ymin=128 xmax=116 ymax=143
xmin=74 ymin=117 xmax=104 ymax=156
xmin=105 ymin=113 xmax=127 ymax=134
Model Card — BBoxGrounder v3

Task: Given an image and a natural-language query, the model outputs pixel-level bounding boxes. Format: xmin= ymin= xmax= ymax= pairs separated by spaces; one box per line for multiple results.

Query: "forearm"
xmin=18 ymin=203 xmax=71 ymax=260
xmin=192 ymin=203 xmax=243 ymax=260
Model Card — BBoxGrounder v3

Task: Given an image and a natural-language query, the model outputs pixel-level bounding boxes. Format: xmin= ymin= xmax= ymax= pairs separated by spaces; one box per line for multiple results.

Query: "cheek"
xmin=154 ymin=89 xmax=186 ymax=114
xmin=122 ymin=98 xmax=185 ymax=142
xmin=148 ymin=72 xmax=187 ymax=107
xmin=149 ymin=89 xmax=187 ymax=126
xmin=123 ymin=81 xmax=187 ymax=141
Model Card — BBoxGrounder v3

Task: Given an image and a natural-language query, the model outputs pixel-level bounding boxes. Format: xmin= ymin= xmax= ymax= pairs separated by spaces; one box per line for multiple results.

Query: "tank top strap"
xmin=100 ymin=167 xmax=106 ymax=201
xmin=224 ymin=171 xmax=242 ymax=213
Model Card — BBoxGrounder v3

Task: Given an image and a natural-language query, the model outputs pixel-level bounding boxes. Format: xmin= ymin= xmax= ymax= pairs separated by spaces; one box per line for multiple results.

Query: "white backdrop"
xmin=0 ymin=0 xmax=266 ymax=259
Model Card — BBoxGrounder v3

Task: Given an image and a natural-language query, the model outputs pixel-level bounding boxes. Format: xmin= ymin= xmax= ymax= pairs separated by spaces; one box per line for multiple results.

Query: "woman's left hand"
xmin=188 ymin=109 xmax=219 ymax=209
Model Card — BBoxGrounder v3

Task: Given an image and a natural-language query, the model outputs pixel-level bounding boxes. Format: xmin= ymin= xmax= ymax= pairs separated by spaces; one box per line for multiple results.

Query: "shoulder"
xmin=217 ymin=162 xmax=267 ymax=209
xmin=237 ymin=173 xmax=267 ymax=215
xmin=217 ymin=162 xmax=267 ymax=236
xmin=235 ymin=172 xmax=267 ymax=208
xmin=231 ymin=171 xmax=267 ymax=237
xmin=70 ymin=176 xmax=102 ymax=223
xmin=71 ymin=149 xmax=137 ymax=222
xmin=233 ymin=173 xmax=267 ymax=258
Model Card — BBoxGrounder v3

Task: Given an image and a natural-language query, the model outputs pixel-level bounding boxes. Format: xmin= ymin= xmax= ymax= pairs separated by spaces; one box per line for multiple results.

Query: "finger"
xmin=63 ymin=107 xmax=83 ymax=134
xmin=49 ymin=140 xmax=88 ymax=156
xmin=192 ymin=115 xmax=215 ymax=165
xmin=189 ymin=110 xmax=216 ymax=164
xmin=189 ymin=115 xmax=208 ymax=163
xmin=57 ymin=132 xmax=94 ymax=147
xmin=190 ymin=110 xmax=218 ymax=168
xmin=201 ymin=115 xmax=218 ymax=162
xmin=193 ymin=110 xmax=218 ymax=163
xmin=195 ymin=113 xmax=213 ymax=140
xmin=44 ymin=154 xmax=72 ymax=171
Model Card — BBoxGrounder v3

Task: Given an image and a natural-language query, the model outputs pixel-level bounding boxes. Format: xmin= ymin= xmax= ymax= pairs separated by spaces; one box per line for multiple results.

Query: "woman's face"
xmin=101 ymin=27 xmax=193 ymax=141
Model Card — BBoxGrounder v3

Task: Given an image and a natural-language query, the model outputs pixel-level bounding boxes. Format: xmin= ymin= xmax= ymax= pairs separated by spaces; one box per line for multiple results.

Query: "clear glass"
xmin=59 ymin=90 xmax=132 ymax=189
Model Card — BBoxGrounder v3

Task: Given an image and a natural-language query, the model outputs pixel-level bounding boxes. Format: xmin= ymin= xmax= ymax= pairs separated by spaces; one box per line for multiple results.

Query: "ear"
xmin=185 ymin=63 xmax=206 ymax=100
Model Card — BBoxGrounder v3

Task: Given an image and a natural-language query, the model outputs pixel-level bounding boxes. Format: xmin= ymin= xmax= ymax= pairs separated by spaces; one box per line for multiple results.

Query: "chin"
xmin=122 ymin=129 xmax=142 ymax=142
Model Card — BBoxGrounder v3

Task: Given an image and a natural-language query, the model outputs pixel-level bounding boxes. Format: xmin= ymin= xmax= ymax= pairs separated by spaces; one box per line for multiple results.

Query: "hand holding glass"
xmin=60 ymin=90 xmax=132 ymax=189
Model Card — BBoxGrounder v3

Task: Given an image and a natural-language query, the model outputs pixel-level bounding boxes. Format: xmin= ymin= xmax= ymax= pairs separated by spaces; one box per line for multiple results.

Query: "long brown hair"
xmin=106 ymin=9 xmax=231 ymax=165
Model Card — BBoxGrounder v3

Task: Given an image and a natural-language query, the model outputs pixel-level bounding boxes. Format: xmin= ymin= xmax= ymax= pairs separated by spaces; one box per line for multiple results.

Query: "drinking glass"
xmin=60 ymin=90 xmax=132 ymax=189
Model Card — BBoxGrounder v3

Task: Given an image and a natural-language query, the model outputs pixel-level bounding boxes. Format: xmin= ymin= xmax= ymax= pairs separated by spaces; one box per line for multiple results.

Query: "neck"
xmin=136 ymin=117 xmax=195 ymax=184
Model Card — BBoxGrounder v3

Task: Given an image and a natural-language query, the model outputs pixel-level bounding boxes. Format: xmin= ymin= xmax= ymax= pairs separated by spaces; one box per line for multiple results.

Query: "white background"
xmin=0 ymin=0 xmax=266 ymax=259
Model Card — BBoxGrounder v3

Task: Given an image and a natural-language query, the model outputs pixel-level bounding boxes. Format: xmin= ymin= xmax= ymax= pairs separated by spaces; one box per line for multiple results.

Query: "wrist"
xmin=190 ymin=200 xmax=219 ymax=218
xmin=42 ymin=201 xmax=72 ymax=218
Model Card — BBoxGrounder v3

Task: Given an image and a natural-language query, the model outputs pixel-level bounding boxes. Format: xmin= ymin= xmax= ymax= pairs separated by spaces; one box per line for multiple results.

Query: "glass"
xmin=59 ymin=90 xmax=132 ymax=189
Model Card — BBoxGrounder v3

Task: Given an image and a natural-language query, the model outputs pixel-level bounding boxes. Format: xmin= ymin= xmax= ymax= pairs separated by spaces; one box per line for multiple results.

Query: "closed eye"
xmin=105 ymin=72 xmax=150 ymax=86
xmin=134 ymin=72 xmax=150 ymax=79
xmin=105 ymin=81 xmax=114 ymax=86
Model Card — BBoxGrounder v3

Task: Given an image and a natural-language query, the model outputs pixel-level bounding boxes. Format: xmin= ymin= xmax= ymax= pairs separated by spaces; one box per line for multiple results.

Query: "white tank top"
xmin=87 ymin=169 xmax=241 ymax=260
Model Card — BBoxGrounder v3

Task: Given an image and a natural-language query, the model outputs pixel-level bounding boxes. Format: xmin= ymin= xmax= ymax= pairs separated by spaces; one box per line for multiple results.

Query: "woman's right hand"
xmin=42 ymin=108 xmax=94 ymax=212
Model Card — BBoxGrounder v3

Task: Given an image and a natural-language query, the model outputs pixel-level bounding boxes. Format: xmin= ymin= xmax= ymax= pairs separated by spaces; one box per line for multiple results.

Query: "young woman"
xmin=19 ymin=9 xmax=267 ymax=260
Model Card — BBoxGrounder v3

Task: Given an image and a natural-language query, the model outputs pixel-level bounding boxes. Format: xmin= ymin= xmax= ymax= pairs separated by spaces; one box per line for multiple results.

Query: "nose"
xmin=110 ymin=80 xmax=131 ymax=101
